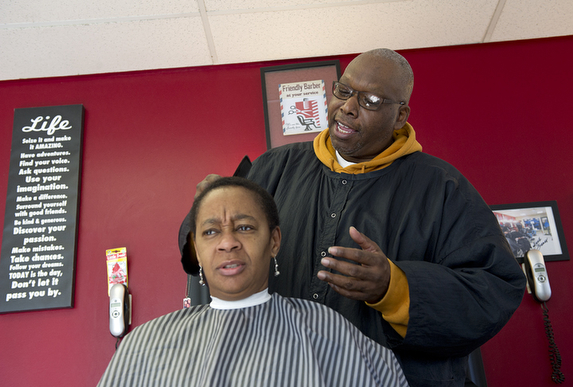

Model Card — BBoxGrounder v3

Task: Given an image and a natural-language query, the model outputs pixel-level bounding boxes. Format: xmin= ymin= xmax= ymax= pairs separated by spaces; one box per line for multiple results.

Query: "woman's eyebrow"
xmin=200 ymin=213 xmax=256 ymax=227
xmin=232 ymin=214 xmax=256 ymax=222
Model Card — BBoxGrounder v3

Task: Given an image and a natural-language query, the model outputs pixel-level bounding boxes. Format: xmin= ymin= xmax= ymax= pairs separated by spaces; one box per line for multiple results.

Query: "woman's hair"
xmin=189 ymin=177 xmax=280 ymax=236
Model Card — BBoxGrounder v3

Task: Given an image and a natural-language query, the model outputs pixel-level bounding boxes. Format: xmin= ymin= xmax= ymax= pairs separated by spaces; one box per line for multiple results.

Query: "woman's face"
xmin=193 ymin=186 xmax=281 ymax=301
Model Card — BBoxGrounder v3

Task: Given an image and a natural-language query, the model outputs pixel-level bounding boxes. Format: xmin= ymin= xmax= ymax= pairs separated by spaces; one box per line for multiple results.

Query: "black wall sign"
xmin=0 ymin=105 xmax=84 ymax=313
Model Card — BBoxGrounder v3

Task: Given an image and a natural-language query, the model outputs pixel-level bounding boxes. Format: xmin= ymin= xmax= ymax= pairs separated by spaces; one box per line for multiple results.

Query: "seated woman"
xmin=98 ymin=177 xmax=408 ymax=387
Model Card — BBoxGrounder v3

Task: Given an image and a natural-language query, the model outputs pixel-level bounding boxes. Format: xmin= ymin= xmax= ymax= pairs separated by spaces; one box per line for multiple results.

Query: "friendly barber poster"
xmin=279 ymin=80 xmax=328 ymax=135
xmin=0 ymin=105 xmax=84 ymax=313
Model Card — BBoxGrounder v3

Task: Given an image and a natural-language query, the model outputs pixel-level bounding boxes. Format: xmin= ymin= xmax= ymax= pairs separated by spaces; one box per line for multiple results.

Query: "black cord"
xmin=115 ymin=337 xmax=121 ymax=351
xmin=541 ymin=302 xmax=565 ymax=384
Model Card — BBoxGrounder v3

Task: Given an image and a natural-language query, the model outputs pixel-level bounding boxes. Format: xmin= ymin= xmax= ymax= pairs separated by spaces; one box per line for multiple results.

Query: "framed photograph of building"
xmin=490 ymin=201 xmax=569 ymax=263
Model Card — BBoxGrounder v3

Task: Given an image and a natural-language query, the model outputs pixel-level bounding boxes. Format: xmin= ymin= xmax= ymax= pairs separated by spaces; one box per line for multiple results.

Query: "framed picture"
xmin=490 ymin=201 xmax=569 ymax=263
xmin=261 ymin=60 xmax=341 ymax=149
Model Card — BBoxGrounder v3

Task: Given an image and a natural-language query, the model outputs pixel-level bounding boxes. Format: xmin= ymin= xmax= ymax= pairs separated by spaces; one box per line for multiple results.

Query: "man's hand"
xmin=317 ymin=227 xmax=391 ymax=304
xmin=195 ymin=174 xmax=222 ymax=199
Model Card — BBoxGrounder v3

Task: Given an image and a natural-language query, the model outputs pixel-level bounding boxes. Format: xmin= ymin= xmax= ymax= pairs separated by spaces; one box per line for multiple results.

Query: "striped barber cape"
xmin=98 ymin=293 xmax=409 ymax=386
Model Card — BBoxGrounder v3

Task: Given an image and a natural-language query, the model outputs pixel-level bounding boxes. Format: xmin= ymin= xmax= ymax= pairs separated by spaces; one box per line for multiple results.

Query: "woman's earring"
xmin=273 ymin=256 xmax=280 ymax=277
xmin=199 ymin=265 xmax=206 ymax=286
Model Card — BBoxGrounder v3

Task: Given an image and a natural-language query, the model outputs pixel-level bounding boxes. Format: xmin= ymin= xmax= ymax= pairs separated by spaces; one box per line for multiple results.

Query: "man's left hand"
xmin=317 ymin=227 xmax=391 ymax=304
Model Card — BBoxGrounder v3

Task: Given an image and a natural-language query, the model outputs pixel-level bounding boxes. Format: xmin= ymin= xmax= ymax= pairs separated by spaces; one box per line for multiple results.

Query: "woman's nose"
xmin=217 ymin=231 xmax=240 ymax=252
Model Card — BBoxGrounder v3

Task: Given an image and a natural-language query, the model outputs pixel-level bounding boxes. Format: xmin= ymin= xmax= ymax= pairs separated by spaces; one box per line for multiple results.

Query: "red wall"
xmin=1 ymin=36 xmax=571 ymax=386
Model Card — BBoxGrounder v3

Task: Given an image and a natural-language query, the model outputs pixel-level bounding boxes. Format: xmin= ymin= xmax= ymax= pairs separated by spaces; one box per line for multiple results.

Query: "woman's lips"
xmin=217 ymin=261 xmax=246 ymax=276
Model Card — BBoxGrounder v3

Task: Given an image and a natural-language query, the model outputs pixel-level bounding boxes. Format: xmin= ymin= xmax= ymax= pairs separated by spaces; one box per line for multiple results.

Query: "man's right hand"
xmin=195 ymin=174 xmax=222 ymax=198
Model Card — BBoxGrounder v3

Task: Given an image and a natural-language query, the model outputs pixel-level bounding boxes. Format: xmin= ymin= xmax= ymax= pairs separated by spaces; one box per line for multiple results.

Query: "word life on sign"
xmin=0 ymin=105 xmax=84 ymax=313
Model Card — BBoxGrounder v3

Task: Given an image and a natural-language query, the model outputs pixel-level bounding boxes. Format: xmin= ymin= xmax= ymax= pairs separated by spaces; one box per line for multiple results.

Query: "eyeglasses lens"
xmin=333 ymin=82 xmax=381 ymax=111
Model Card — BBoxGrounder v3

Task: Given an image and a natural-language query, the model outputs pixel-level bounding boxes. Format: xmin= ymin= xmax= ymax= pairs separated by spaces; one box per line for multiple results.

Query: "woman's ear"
xmin=191 ymin=232 xmax=202 ymax=267
xmin=270 ymin=226 xmax=281 ymax=257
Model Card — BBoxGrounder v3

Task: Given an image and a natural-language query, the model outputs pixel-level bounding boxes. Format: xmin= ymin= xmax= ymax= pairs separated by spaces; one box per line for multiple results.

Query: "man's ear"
xmin=394 ymin=105 xmax=411 ymax=130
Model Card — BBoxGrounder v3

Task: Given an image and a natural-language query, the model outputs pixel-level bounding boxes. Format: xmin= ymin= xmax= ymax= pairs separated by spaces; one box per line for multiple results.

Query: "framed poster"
xmin=261 ymin=60 xmax=341 ymax=149
xmin=490 ymin=201 xmax=569 ymax=263
xmin=0 ymin=105 xmax=84 ymax=313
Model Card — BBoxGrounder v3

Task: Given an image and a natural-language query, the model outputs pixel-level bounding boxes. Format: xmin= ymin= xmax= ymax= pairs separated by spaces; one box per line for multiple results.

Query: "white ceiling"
xmin=1 ymin=0 xmax=572 ymax=81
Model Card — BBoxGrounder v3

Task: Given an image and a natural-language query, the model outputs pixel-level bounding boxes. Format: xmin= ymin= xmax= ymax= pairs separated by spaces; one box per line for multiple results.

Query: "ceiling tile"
xmin=490 ymin=0 xmax=573 ymax=42
xmin=203 ymin=0 xmax=408 ymax=12
xmin=0 ymin=17 xmax=211 ymax=80
xmin=1 ymin=0 xmax=572 ymax=80
xmin=209 ymin=1 xmax=500 ymax=64
xmin=0 ymin=0 xmax=199 ymax=24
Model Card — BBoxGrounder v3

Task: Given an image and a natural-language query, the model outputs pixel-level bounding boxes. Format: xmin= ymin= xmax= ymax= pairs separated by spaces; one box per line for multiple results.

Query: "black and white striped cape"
xmin=98 ymin=293 xmax=409 ymax=386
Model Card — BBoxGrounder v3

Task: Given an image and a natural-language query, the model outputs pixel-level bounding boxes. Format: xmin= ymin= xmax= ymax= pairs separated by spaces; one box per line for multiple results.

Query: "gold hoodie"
xmin=313 ymin=123 xmax=422 ymax=174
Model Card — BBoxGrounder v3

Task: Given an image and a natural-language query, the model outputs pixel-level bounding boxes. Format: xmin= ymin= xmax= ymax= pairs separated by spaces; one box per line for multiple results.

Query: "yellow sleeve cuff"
xmin=366 ymin=259 xmax=410 ymax=338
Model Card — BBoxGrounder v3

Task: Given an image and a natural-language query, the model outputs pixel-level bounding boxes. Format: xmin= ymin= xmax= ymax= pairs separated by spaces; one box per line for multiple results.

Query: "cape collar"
xmin=210 ymin=289 xmax=271 ymax=310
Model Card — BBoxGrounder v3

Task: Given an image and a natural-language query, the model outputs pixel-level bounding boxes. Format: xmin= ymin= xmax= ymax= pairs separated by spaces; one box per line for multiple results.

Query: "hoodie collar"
xmin=313 ymin=122 xmax=422 ymax=174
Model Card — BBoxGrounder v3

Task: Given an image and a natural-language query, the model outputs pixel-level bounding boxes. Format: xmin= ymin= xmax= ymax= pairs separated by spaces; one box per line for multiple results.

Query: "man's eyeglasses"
xmin=332 ymin=81 xmax=405 ymax=111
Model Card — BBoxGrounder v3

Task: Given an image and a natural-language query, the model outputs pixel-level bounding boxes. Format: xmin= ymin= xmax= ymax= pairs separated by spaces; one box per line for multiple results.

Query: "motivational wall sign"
xmin=0 ymin=105 xmax=84 ymax=313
